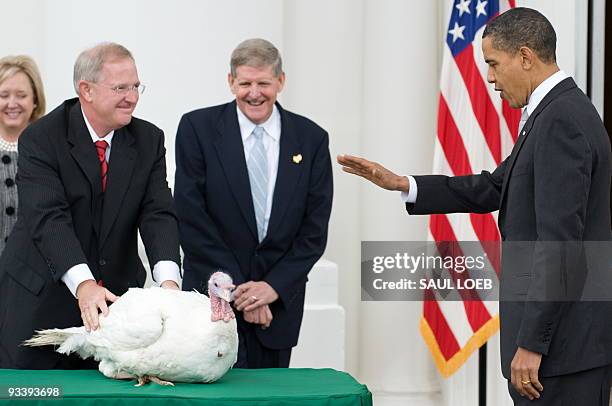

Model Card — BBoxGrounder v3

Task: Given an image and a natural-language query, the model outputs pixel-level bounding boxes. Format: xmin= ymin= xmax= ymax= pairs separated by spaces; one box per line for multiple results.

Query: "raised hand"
xmin=337 ymin=154 xmax=410 ymax=192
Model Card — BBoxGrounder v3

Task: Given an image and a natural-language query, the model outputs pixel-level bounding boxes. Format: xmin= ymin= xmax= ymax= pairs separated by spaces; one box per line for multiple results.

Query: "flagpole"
xmin=479 ymin=343 xmax=487 ymax=406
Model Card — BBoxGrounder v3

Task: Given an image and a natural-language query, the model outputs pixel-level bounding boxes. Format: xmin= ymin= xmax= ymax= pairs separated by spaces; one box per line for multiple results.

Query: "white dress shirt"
xmin=236 ymin=105 xmax=281 ymax=236
xmin=61 ymin=109 xmax=181 ymax=298
xmin=400 ymin=70 xmax=569 ymax=205
xmin=524 ymin=70 xmax=568 ymax=117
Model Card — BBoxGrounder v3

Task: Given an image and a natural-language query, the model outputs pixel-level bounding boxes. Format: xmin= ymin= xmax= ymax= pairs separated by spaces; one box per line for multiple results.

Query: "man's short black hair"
xmin=482 ymin=7 xmax=556 ymax=63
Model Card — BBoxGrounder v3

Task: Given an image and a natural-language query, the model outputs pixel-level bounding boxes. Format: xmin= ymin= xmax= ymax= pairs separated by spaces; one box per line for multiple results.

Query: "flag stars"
xmin=476 ymin=0 xmax=488 ymax=17
xmin=448 ymin=22 xmax=466 ymax=43
xmin=455 ymin=0 xmax=471 ymax=17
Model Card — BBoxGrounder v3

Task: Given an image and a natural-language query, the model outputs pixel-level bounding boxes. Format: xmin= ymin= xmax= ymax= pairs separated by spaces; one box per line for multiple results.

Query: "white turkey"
xmin=24 ymin=271 xmax=238 ymax=386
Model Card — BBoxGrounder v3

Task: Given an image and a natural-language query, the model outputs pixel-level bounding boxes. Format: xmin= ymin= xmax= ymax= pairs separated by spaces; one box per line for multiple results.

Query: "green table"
xmin=0 ymin=368 xmax=372 ymax=405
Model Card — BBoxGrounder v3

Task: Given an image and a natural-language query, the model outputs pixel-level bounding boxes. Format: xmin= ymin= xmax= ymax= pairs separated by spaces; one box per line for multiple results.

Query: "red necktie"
xmin=95 ymin=140 xmax=108 ymax=192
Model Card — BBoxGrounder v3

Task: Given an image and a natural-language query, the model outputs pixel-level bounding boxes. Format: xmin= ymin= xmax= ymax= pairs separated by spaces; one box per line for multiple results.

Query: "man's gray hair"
xmin=230 ymin=38 xmax=283 ymax=77
xmin=73 ymin=42 xmax=134 ymax=94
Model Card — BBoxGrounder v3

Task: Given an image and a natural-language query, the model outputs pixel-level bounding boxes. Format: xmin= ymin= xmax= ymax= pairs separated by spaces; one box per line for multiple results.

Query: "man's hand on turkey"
xmin=25 ymin=272 xmax=238 ymax=385
xmin=76 ymin=280 xmax=118 ymax=332
xmin=160 ymin=280 xmax=180 ymax=290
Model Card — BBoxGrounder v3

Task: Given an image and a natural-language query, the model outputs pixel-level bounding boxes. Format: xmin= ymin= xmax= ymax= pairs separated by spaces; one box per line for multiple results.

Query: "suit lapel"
xmin=99 ymin=126 xmax=137 ymax=247
xmin=265 ymin=104 xmax=304 ymax=239
xmin=213 ymin=101 xmax=259 ymax=240
xmin=499 ymin=78 xmax=577 ymax=205
xmin=499 ymin=120 xmax=531 ymax=206
xmin=67 ymin=101 xmax=103 ymax=237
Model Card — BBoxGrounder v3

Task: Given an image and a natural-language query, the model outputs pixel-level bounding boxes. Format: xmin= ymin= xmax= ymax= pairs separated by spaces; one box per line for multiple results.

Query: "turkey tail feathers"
xmin=23 ymin=327 xmax=87 ymax=355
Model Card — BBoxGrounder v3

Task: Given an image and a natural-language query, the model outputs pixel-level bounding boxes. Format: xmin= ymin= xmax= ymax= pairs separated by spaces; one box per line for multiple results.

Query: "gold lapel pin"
xmin=292 ymin=154 xmax=302 ymax=164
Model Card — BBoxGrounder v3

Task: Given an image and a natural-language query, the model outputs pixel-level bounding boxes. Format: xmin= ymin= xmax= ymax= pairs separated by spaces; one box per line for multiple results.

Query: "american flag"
xmin=420 ymin=0 xmax=520 ymax=377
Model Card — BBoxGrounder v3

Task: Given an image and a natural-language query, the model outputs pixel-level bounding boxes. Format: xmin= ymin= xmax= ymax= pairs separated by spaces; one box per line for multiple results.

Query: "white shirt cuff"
xmin=400 ymin=176 xmax=418 ymax=203
xmin=152 ymin=260 xmax=181 ymax=287
xmin=61 ymin=264 xmax=95 ymax=298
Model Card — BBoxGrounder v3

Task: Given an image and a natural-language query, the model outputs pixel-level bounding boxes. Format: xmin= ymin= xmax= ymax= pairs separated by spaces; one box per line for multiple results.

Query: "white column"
xmin=291 ymin=260 xmax=345 ymax=370
xmin=0 ymin=0 xmax=45 ymax=62
xmin=359 ymin=1 xmax=441 ymax=404
xmin=281 ymin=0 xmax=365 ymax=376
xmin=486 ymin=333 xmax=514 ymax=406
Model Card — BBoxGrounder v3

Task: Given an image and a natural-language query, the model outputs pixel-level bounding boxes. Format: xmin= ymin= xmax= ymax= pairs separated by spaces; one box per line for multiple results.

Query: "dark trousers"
xmin=0 ymin=343 xmax=98 ymax=370
xmin=234 ymin=322 xmax=292 ymax=368
xmin=508 ymin=365 xmax=612 ymax=406
xmin=55 ymin=354 xmax=98 ymax=370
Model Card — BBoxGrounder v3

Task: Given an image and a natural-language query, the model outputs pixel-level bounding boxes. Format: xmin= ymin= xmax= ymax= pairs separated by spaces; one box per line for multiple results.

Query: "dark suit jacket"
xmin=407 ymin=78 xmax=612 ymax=378
xmin=0 ymin=98 xmax=180 ymax=369
xmin=174 ymin=101 xmax=333 ymax=349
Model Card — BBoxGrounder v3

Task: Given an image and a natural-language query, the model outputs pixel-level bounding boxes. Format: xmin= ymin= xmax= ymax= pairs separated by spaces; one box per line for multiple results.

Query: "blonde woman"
xmin=0 ymin=55 xmax=46 ymax=253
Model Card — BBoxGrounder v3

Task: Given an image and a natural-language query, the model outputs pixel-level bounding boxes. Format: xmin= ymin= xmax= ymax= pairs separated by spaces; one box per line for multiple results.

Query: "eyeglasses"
xmin=93 ymin=83 xmax=146 ymax=95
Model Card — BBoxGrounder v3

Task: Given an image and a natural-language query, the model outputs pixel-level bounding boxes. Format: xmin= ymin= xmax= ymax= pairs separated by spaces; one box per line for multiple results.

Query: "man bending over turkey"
xmin=0 ymin=42 xmax=181 ymax=369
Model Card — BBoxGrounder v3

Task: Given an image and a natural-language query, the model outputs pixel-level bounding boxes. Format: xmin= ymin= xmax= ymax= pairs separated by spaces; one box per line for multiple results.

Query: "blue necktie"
xmin=246 ymin=126 xmax=268 ymax=242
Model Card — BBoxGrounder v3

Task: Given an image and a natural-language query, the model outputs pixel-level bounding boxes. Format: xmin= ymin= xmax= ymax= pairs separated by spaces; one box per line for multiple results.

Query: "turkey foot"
xmin=135 ymin=375 xmax=175 ymax=387
xmin=114 ymin=371 xmax=136 ymax=380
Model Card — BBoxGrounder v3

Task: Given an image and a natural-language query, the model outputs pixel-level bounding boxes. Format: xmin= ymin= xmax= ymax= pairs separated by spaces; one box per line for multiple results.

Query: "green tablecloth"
xmin=0 ymin=368 xmax=372 ymax=405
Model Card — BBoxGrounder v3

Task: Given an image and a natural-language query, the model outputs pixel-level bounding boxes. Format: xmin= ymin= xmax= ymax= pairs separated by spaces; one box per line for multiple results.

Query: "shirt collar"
xmin=237 ymin=104 xmax=281 ymax=143
xmin=524 ymin=70 xmax=569 ymax=117
xmin=81 ymin=107 xmax=115 ymax=146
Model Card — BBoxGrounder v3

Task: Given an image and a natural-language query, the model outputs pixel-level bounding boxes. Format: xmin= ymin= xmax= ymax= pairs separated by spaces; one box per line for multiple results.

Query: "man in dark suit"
xmin=339 ymin=8 xmax=611 ymax=405
xmin=0 ymin=43 xmax=181 ymax=369
xmin=174 ymin=38 xmax=333 ymax=368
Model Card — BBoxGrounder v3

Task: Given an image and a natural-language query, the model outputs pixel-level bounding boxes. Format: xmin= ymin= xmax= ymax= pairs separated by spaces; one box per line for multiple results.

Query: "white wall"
xmin=281 ymin=0 xmax=365 ymax=375
xmin=1 ymin=1 xmax=589 ymax=405
xmin=358 ymin=0 xmax=441 ymax=403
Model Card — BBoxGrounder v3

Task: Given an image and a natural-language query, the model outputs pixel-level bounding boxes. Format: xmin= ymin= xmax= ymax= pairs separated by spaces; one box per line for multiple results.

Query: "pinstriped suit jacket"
xmin=0 ymin=98 xmax=180 ymax=369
